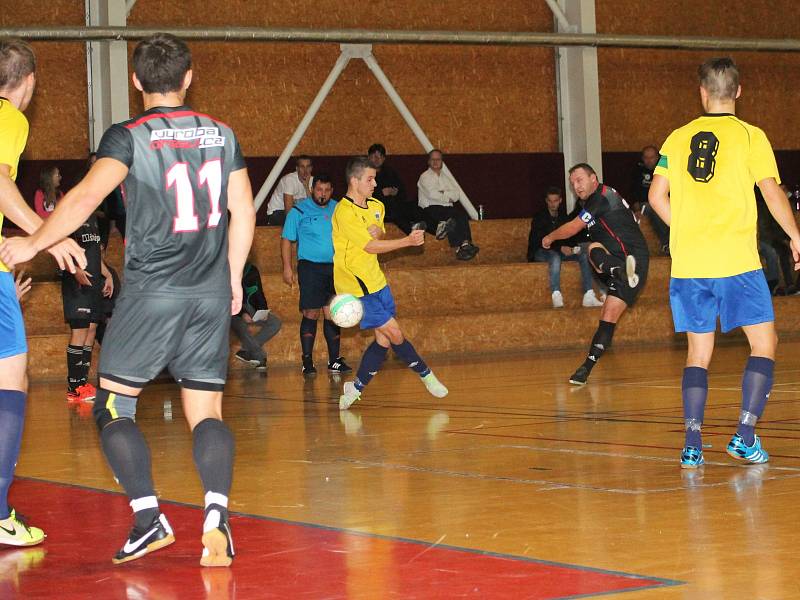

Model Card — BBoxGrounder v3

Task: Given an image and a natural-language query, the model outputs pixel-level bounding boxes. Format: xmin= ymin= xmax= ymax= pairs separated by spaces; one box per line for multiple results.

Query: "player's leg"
xmin=588 ymin=243 xmax=638 ymax=287
xmin=181 ymin=386 xmax=234 ymax=567
xmin=569 ymin=296 xmax=627 ymax=385
xmin=78 ymin=322 xmax=99 ymax=397
xmin=322 ymin=304 xmax=351 ymax=373
xmin=67 ymin=323 xmax=89 ymax=400
xmin=680 ymin=332 xmax=714 ymax=468
xmin=381 ymin=318 xmax=449 ymax=398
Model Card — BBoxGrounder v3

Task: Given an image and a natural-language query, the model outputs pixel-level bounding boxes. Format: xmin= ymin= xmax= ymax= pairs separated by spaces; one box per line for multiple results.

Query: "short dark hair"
xmin=346 ymin=156 xmax=372 ymax=181
xmin=0 ymin=39 xmax=35 ymax=90
xmin=545 ymin=186 xmax=562 ymax=198
xmin=641 ymin=145 xmax=658 ymax=154
xmin=368 ymin=143 xmax=386 ymax=157
xmin=569 ymin=163 xmax=596 ymax=176
xmin=132 ymin=33 xmax=192 ymax=94
xmin=698 ymin=57 xmax=739 ymax=101
xmin=428 ymin=148 xmax=443 ymax=159
xmin=296 ymin=155 xmax=312 ymax=165
xmin=313 ymin=173 xmax=332 ymax=187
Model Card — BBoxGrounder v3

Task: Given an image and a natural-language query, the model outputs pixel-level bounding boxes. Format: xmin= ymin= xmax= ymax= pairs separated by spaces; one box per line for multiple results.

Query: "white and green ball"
xmin=328 ymin=294 xmax=364 ymax=328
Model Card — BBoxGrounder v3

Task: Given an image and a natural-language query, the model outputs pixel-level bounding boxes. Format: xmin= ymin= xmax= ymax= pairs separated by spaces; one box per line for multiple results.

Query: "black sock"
xmin=582 ymin=320 xmax=616 ymax=373
xmin=100 ymin=418 xmax=157 ymax=529
xmin=193 ymin=418 xmax=234 ymax=520
xmin=589 ymin=247 xmax=625 ymax=278
xmin=67 ymin=345 xmax=83 ymax=392
xmin=323 ymin=319 xmax=341 ymax=361
xmin=300 ymin=317 xmax=318 ymax=359
xmin=81 ymin=345 xmax=93 ymax=385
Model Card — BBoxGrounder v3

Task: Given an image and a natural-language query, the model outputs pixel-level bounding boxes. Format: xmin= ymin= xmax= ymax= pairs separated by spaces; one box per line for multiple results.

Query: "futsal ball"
xmin=329 ymin=294 xmax=364 ymax=328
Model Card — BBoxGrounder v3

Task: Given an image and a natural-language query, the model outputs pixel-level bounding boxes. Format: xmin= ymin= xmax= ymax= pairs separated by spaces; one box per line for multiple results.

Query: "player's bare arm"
xmin=648 ymin=174 xmax=671 ymax=226
xmin=364 ymin=229 xmax=424 ymax=254
xmin=0 ymin=158 xmax=127 ymax=269
xmin=280 ymin=237 xmax=296 ymax=287
xmin=227 ymin=168 xmax=257 ymax=315
xmin=542 ymin=216 xmax=585 ymax=249
xmin=759 ymin=177 xmax=800 ymax=268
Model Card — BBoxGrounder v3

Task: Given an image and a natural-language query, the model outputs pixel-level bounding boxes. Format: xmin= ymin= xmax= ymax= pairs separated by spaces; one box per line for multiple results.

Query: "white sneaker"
xmin=626 ymin=255 xmax=639 ymax=288
xmin=551 ymin=290 xmax=564 ymax=308
xmin=421 ymin=372 xmax=448 ymax=398
xmin=582 ymin=289 xmax=604 ymax=307
xmin=339 ymin=381 xmax=361 ymax=410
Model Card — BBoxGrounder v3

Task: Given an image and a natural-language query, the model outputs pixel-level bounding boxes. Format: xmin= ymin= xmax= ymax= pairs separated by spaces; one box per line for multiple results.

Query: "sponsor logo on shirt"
xmin=81 ymin=233 xmax=101 ymax=244
xmin=149 ymin=127 xmax=225 ymax=150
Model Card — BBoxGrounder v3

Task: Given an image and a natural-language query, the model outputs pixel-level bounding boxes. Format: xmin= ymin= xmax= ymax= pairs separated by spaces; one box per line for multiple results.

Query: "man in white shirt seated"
xmin=266 ymin=155 xmax=313 ymax=226
xmin=417 ymin=149 xmax=479 ymax=261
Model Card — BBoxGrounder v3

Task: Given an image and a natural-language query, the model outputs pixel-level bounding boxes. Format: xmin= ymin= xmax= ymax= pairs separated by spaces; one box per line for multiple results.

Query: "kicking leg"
xmin=382 ymin=319 xmax=448 ymax=398
xmin=589 ymin=243 xmax=638 ymax=287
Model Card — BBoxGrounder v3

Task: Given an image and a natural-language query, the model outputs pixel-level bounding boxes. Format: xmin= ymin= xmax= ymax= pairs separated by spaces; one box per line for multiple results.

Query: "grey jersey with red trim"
xmin=96 ymin=105 xmax=246 ymax=297
xmin=578 ymin=184 xmax=649 ymax=258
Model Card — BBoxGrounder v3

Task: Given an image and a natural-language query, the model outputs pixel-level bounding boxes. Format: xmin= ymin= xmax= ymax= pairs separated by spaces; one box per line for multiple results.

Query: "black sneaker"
xmin=568 ymin=366 xmax=589 ymax=386
xmin=456 ymin=243 xmax=479 ymax=261
xmin=328 ymin=357 xmax=353 ymax=373
xmin=200 ymin=510 xmax=234 ymax=567
xmin=302 ymin=356 xmax=317 ymax=376
xmin=112 ymin=513 xmax=175 ymax=565
xmin=435 ymin=218 xmax=456 ymax=240
xmin=234 ymin=350 xmax=259 ymax=366
xmin=255 ymin=359 xmax=267 ymax=372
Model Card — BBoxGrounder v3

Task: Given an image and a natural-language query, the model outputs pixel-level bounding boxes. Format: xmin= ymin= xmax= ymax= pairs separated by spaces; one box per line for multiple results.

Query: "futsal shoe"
xmin=0 ymin=510 xmax=45 ymax=547
xmin=67 ymin=384 xmax=96 ymax=404
xmin=421 ymin=372 xmax=448 ymax=398
xmin=201 ymin=510 xmax=234 ymax=567
xmin=339 ymin=381 xmax=361 ymax=410
xmin=568 ymin=366 xmax=589 ymax=386
xmin=680 ymin=446 xmax=705 ymax=469
xmin=112 ymin=513 xmax=175 ymax=564
xmin=328 ymin=357 xmax=353 ymax=373
xmin=625 ymin=255 xmax=639 ymax=288
xmin=726 ymin=433 xmax=769 ymax=464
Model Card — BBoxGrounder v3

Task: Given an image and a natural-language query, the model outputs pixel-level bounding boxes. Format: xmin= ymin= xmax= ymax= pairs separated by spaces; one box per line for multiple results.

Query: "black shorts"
xmin=297 ymin=260 xmax=335 ymax=311
xmin=598 ymin=253 xmax=649 ymax=307
xmin=61 ymin=277 xmax=103 ymax=323
xmin=98 ymin=293 xmax=230 ymax=387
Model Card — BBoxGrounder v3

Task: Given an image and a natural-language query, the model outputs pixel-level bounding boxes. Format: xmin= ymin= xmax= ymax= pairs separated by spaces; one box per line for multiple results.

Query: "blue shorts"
xmin=359 ymin=286 xmax=397 ymax=330
xmin=0 ymin=272 xmax=27 ymax=359
xmin=670 ymin=269 xmax=774 ymax=334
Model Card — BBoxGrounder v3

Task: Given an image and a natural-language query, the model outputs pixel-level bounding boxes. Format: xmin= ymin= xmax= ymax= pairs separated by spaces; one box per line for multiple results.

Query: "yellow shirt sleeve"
xmin=748 ymin=126 xmax=780 ymax=185
xmin=0 ymin=106 xmax=28 ymax=181
xmin=333 ymin=204 xmax=374 ymax=250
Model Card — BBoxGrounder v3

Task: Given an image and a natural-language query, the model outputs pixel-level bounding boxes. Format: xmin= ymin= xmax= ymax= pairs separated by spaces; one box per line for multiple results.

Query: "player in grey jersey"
xmin=0 ymin=34 xmax=256 ymax=567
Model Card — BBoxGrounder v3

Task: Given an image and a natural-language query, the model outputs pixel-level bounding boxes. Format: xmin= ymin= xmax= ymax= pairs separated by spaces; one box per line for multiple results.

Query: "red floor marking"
xmin=1 ymin=479 xmax=676 ymax=599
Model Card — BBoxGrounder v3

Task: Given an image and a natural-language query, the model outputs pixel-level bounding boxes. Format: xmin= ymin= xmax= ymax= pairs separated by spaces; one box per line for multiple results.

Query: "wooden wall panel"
xmin=0 ymin=1 xmax=88 ymax=160
xmin=597 ymin=1 xmax=800 ymax=151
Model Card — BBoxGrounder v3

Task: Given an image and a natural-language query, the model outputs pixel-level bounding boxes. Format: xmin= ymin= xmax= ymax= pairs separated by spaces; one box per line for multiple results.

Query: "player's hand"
xmin=46 ymin=238 xmax=86 ymax=273
xmin=367 ymin=225 xmax=383 ymax=240
xmin=541 ymin=235 xmax=553 ymax=249
xmin=13 ymin=270 xmax=31 ymax=302
xmin=74 ymin=268 xmax=92 ymax=287
xmin=406 ymin=229 xmax=425 ymax=247
xmin=231 ymin=277 xmax=243 ymax=316
xmin=0 ymin=236 xmax=38 ymax=270
xmin=791 ymin=238 xmax=800 ymax=270
xmin=560 ymin=246 xmax=573 ymax=256
xmin=282 ymin=266 xmax=296 ymax=287
xmin=102 ymin=274 xmax=114 ymax=297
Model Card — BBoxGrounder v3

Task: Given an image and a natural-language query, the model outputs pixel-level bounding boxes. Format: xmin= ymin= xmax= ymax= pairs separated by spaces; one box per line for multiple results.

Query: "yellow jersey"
xmin=332 ymin=196 xmax=387 ymax=296
xmin=0 ymin=99 xmax=30 ymax=272
xmin=655 ymin=113 xmax=779 ymax=278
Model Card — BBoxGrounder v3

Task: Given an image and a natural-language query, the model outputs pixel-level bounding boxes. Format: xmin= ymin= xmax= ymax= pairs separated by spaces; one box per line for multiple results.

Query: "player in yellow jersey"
xmin=649 ymin=57 xmax=800 ymax=469
xmin=333 ymin=156 xmax=448 ymax=409
xmin=0 ymin=39 xmax=84 ymax=546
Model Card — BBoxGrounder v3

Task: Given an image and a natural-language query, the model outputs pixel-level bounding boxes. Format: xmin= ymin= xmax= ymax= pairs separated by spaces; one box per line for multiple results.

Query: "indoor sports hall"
xmin=2 ymin=1 xmax=800 ymax=598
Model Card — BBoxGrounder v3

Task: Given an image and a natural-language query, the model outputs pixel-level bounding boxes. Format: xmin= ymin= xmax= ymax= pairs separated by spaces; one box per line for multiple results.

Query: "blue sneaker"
xmin=680 ymin=446 xmax=704 ymax=469
xmin=727 ymin=433 xmax=769 ymax=464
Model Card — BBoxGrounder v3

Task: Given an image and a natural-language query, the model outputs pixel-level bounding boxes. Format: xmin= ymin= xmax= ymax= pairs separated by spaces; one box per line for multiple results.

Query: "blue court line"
xmin=18 ymin=475 xmax=684 ymax=598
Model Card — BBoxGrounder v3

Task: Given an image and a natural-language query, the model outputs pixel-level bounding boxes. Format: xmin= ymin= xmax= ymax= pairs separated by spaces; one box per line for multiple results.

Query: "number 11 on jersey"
xmin=167 ymin=159 xmax=223 ymax=233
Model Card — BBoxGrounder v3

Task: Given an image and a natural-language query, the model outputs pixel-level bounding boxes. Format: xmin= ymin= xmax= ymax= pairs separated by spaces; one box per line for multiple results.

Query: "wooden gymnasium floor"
xmin=7 ymin=339 xmax=800 ymax=599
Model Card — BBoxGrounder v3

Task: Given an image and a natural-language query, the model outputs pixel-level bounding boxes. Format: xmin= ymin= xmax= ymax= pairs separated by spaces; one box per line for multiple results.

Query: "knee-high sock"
xmin=391 ymin=340 xmax=430 ymax=377
xmin=300 ymin=317 xmax=317 ymax=358
xmin=581 ymin=320 xmax=616 ymax=373
xmin=193 ymin=418 xmax=234 ymax=521
xmin=323 ymin=319 xmax=341 ymax=361
xmin=67 ymin=345 xmax=83 ymax=392
xmin=354 ymin=342 xmax=389 ymax=391
xmin=737 ymin=356 xmax=774 ymax=445
xmin=589 ymin=247 xmax=625 ymax=277
xmin=81 ymin=344 xmax=93 ymax=385
xmin=682 ymin=367 xmax=708 ymax=449
xmin=0 ymin=391 xmax=25 ymax=519
xmin=100 ymin=418 xmax=158 ymax=528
